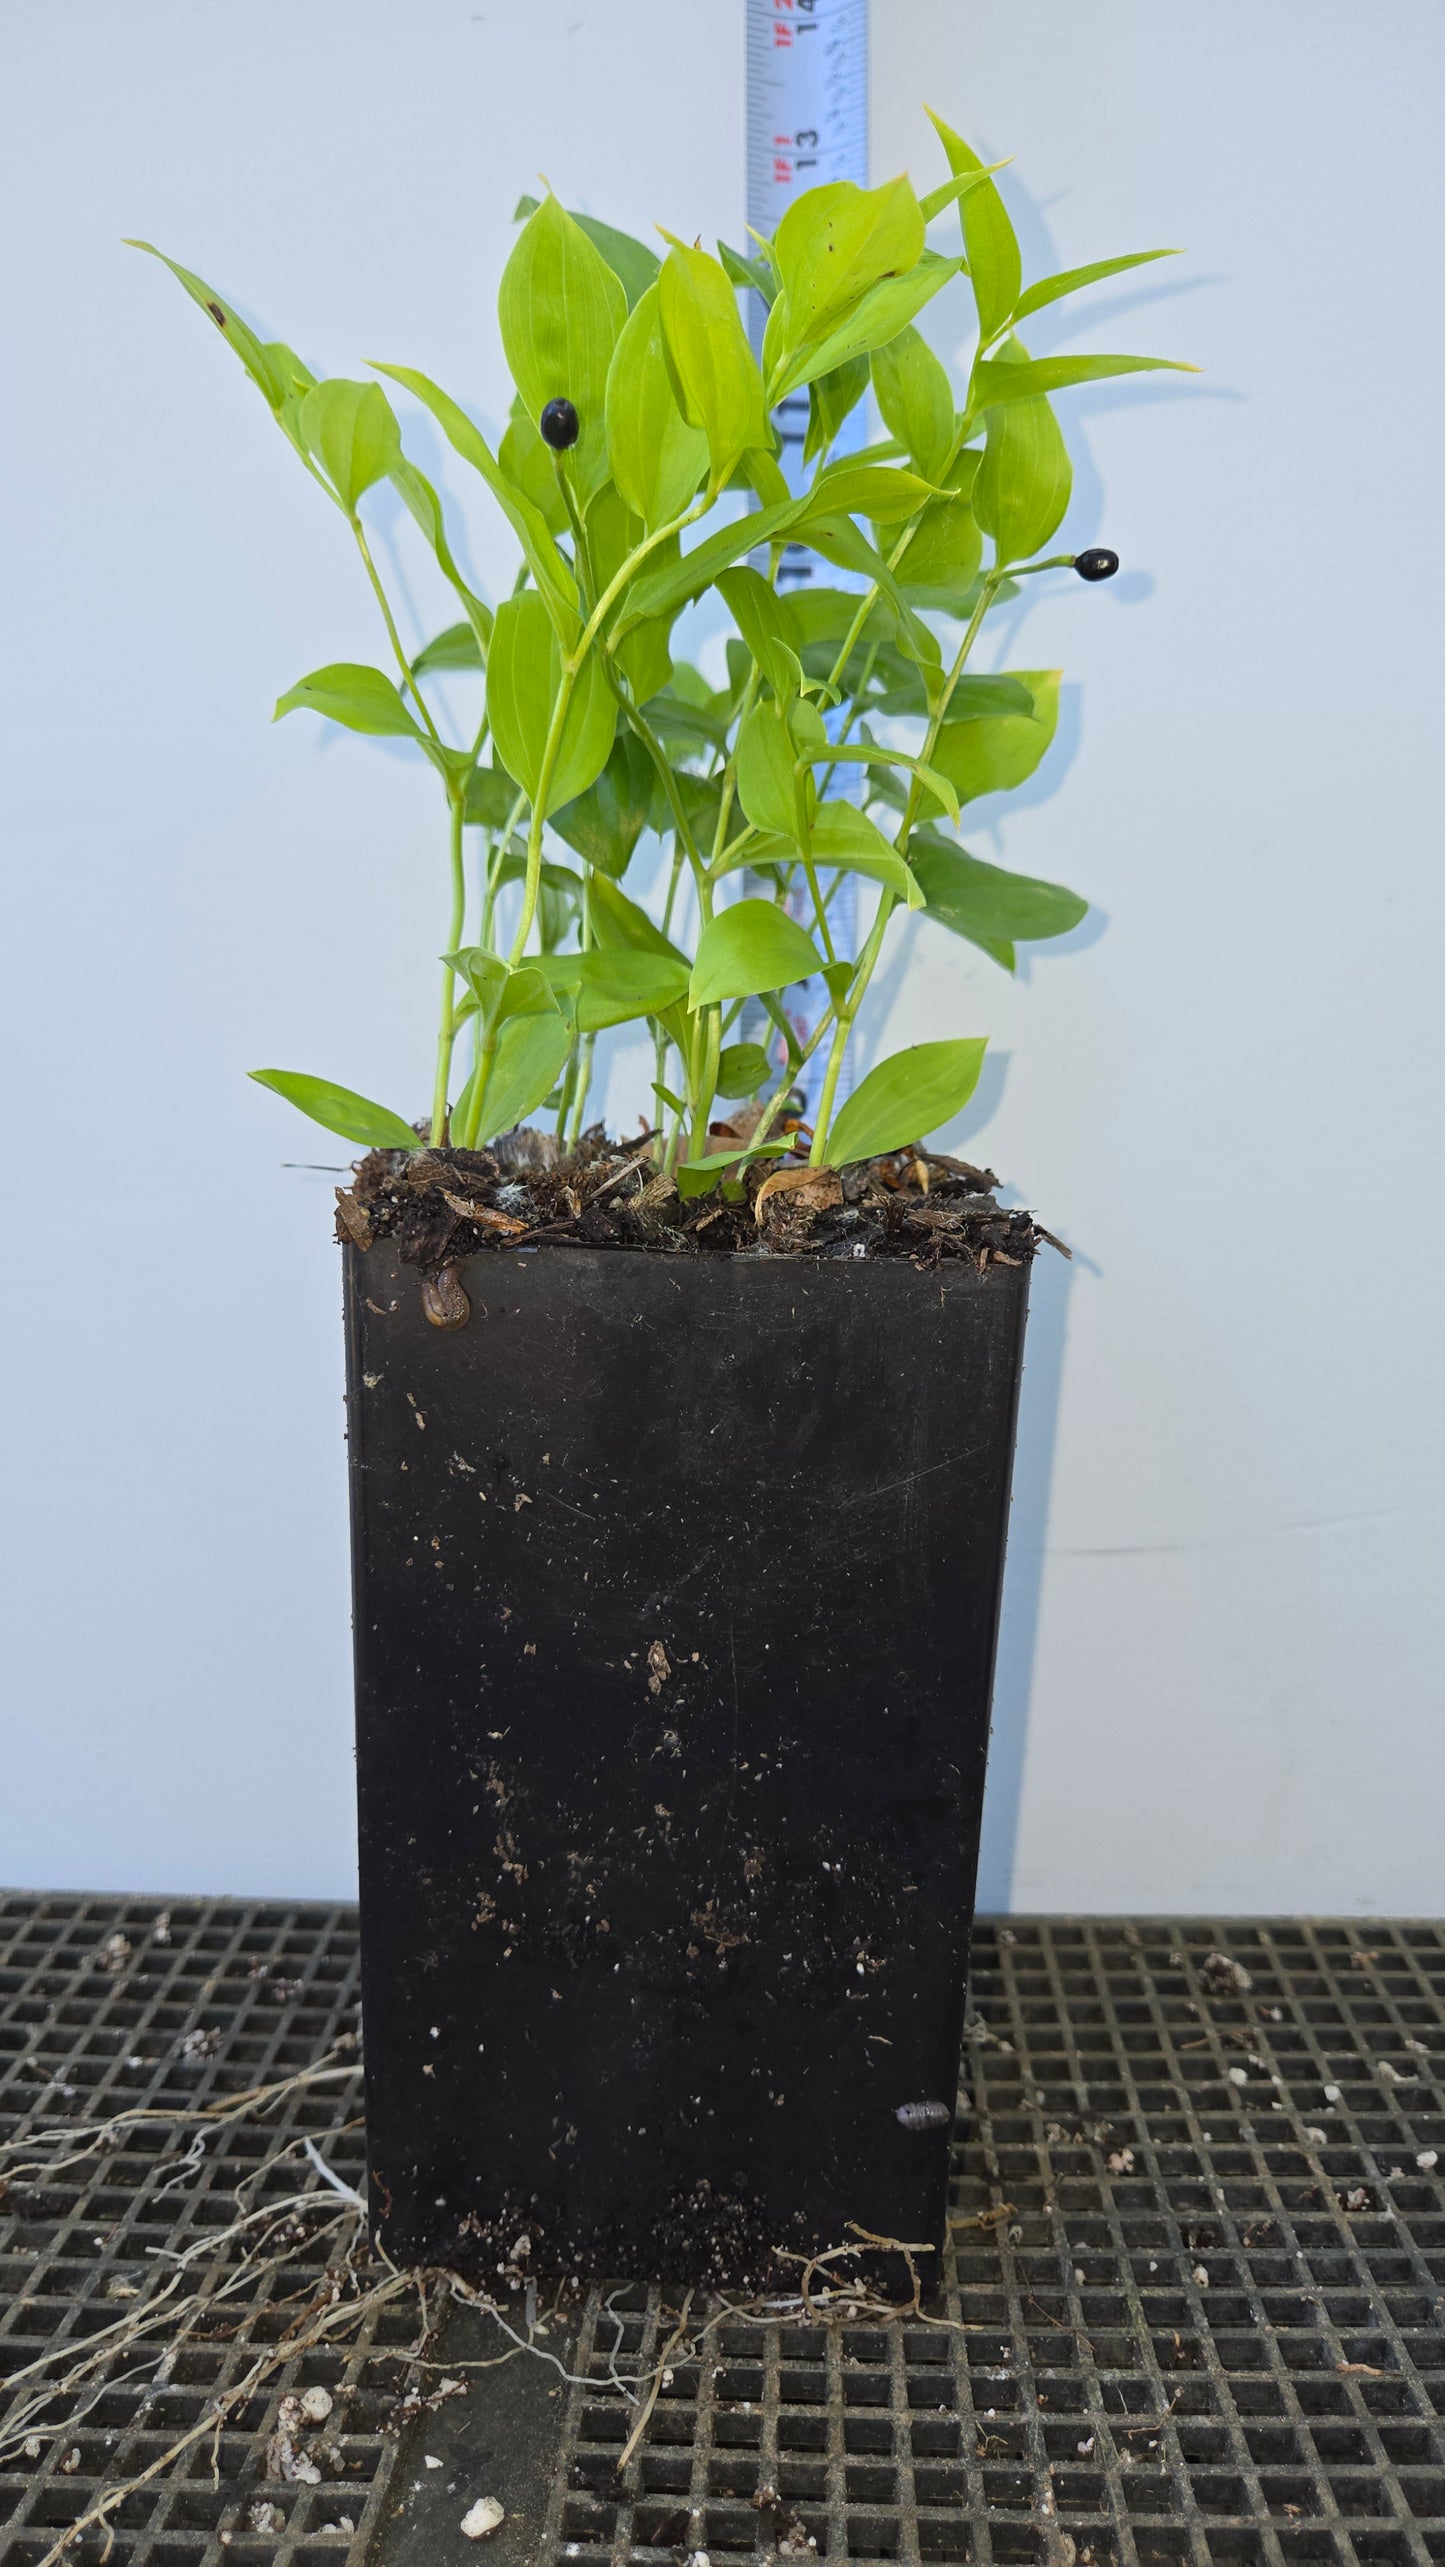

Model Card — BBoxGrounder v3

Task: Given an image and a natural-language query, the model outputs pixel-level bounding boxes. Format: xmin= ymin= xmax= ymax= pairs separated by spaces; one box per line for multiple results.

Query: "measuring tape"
xmin=742 ymin=0 xmax=869 ymax=1115
xmin=746 ymin=0 xmax=870 ymax=573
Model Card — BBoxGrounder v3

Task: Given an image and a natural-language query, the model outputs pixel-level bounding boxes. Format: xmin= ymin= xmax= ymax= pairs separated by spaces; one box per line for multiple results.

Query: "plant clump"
xmin=132 ymin=114 xmax=1188 ymax=1200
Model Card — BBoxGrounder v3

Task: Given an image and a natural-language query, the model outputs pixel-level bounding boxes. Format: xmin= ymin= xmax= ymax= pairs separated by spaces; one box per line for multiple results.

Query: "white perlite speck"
xmin=461 ymin=2497 xmax=505 ymax=2540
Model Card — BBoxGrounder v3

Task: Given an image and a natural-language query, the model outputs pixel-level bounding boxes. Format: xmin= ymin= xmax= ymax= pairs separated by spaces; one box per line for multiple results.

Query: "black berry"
xmin=1074 ymin=547 xmax=1119 ymax=582
xmin=539 ymin=397 xmax=579 ymax=451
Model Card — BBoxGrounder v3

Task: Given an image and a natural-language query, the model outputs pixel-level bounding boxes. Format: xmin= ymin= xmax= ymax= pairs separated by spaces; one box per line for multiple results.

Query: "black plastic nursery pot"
xmin=344 ymin=1235 xmax=1028 ymax=2287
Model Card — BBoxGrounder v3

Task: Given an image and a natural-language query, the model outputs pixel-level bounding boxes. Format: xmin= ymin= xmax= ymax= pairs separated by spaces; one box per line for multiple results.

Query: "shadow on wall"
xmin=975 ymin=1232 xmax=1073 ymax=1911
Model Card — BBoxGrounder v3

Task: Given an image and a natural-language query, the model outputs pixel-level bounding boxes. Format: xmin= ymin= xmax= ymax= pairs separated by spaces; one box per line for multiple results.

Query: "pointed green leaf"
xmin=926 ymin=110 xmax=1022 ymax=344
xmin=498 ymin=396 xmax=571 ymax=533
xmin=870 ymin=324 xmax=956 ymax=483
xmin=605 ymin=282 xmax=710 ymax=532
xmin=718 ymin=566 xmax=803 ymax=702
xmin=689 ymin=899 xmax=822 ymax=1007
xmin=773 ymin=176 xmax=925 ymax=347
xmin=589 ymin=869 xmax=690 ymax=964
xmin=736 ymin=701 xmax=806 ymax=837
xmin=615 ymin=492 xmax=804 ymax=635
xmin=910 ymin=831 xmax=1087 ymax=966
xmin=769 ymin=252 xmax=962 ymax=402
xmin=298 ymin=379 xmax=400 ymax=511
xmin=249 ymin=1068 xmax=418 ymax=1150
xmin=972 ymin=351 xmax=1198 ymax=408
xmin=932 ymin=668 xmax=1061 ymax=803
xmin=734 ymin=802 xmax=924 ymax=908
xmin=458 ymin=1010 xmax=574 ymax=1148
xmin=390 ymin=456 xmax=493 ymax=652
xmin=413 ymin=621 xmax=484 ymax=676
xmin=802 ymin=461 xmax=941 ymax=524
xmin=657 ymin=241 xmax=769 ymax=490
xmin=486 ymin=591 xmax=616 ymax=817
xmin=373 ymin=363 xmax=580 ymax=644
xmin=973 ymin=337 xmax=1072 ymax=563
xmin=549 ymin=729 xmax=656 ymax=878
xmin=716 ymin=1041 xmax=772 ymax=1097
xmin=127 ymin=240 xmax=288 ymax=410
xmin=826 ymin=1038 xmax=988 ymax=1165
xmin=802 ymin=742 xmax=958 ymax=825
xmin=273 ymin=662 xmax=421 ymax=739
xmin=1015 ymin=248 xmax=1181 ymax=325
xmin=499 ymin=193 xmax=626 ymax=502
xmin=567 ymin=948 xmax=692 ymax=1031
xmin=891 ymin=494 xmax=983 ymax=597
xmin=803 ymin=353 xmax=871 ymax=464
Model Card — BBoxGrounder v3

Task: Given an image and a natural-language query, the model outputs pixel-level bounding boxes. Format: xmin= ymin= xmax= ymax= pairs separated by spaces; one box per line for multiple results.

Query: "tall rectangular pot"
xmin=344 ymin=1239 xmax=1028 ymax=2287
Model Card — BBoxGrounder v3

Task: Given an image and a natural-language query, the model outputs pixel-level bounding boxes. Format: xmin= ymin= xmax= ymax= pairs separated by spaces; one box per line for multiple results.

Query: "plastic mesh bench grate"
xmin=3 ymin=1905 xmax=1444 ymax=2567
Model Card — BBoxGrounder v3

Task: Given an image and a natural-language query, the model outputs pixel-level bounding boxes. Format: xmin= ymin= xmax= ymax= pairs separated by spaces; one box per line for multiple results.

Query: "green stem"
xmin=808 ymin=575 xmax=1003 ymax=1168
xmin=507 ymin=678 xmax=577 ymax=967
xmin=350 ymin=518 xmax=446 ymax=752
xmin=429 ymin=791 xmax=467 ymax=1145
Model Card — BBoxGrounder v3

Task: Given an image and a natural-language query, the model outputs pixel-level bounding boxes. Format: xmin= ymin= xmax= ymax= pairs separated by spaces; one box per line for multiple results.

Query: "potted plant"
xmin=134 ymin=113 xmax=1186 ymax=2287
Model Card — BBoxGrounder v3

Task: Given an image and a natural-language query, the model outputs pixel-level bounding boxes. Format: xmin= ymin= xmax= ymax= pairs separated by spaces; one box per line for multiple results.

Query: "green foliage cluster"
xmin=133 ymin=110 xmax=1188 ymax=1186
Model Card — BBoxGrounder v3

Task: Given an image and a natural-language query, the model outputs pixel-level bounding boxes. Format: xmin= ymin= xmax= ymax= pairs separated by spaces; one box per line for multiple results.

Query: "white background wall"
xmin=2 ymin=2 xmax=1441 ymax=1911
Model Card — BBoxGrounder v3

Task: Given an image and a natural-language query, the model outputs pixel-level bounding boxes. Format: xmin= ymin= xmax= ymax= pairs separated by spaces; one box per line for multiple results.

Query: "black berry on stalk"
xmin=539 ymin=397 xmax=579 ymax=451
xmin=1074 ymin=547 xmax=1119 ymax=582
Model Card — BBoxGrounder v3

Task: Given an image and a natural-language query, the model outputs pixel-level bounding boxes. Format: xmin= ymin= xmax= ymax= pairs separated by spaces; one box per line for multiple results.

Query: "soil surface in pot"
xmin=335 ymin=1128 xmax=1054 ymax=1283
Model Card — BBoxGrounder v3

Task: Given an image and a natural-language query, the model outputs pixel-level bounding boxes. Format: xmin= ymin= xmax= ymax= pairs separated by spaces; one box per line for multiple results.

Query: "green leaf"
xmin=589 ymin=871 xmax=689 ymax=964
xmin=549 ymin=728 xmax=656 ymax=877
xmin=389 ymin=456 xmax=494 ymax=654
xmin=910 ymin=832 xmax=1087 ymax=968
xmin=769 ymin=252 xmax=963 ymax=403
xmin=932 ymin=668 xmax=1061 ymax=804
xmin=459 ymin=1011 xmax=574 ymax=1148
xmin=298 ymin=379 xmax=400 ymax=511
xmin=718 ymin=566 xmax=803 ymax=703
xmin=917 ymin=162 xmax=1013 ymax=225
xmin=802 ymin=461 xmax=941 ymax=524
xmin=605 ymin=283 xmax=710 ymax=533
xmin=717 ymin=238 xmax=776 ymax=302
xmin=890 ymin=494 xmax=983 ymax=597
xmin=616 ymin=493 xmax=802 ymax=634
xmin=870 ymin=325 xmax=956 ymax=484
xmin=676 ymin=1140 xmax=793 ymax=1197
xmin=826 ymin=1038 xmax=988 ymax=1165
xmin=735 ymin=802 xmax=923 ymax=908
xmin=716 ymin=1041 xmax=772 ymax=1097
xmin=657 ymin=241 xmax=769 ymax=490
xmin=584 ymin=484 xmax=677 ymax=701
xmin=937 ymin=673 xmax=1036 ymax=721
xmin=126 ymin=240 xmax=288 ymax=411
xmin=804 ymin=742 xmax=959 ymax=826
xmin=373 ymin=363 xmax=580 ymax=644
xmin=567 ymin=948 xmax=692 ymax=1031
xmin=1014 ymin=248 xmax=1181 ymax=325
xmin=249 ymin=1068 xmax=418 ymax=1150
xmin=273 ymin=662 xmax=421 ymax=739
xmin=925 ymin=110 xmax=1022 ymax=344
xmin=802 ymin=516 xmax=943 ymax=672
xmin=414 ymin=621 xmax=484 ymax=676
xmin=486 ymin=592 xmax=617 ymax=816
xmin=464 ymin=764 xmax=523 ymax=828
xmin=803 ymin=354 xmax=870 ymax=464
xmin=689 ymin=899 xmax=822 ymax=1007
xmin=972 ymin=337 xmax=1072 ymax=563
xmin=972 ymin=351 xmax=1198 ymax=408
xmin=498 ymin=192 xmax=626 ymax=502
xmin=498 ymin=396 xmax=571 ymax=534
xmin=515 ymin=192 xmax=661 ymax=310
xmin=772 ymin=176 xmax=925 ymax=349
xmin=736 ymin=701 xmax=806 ymax=838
